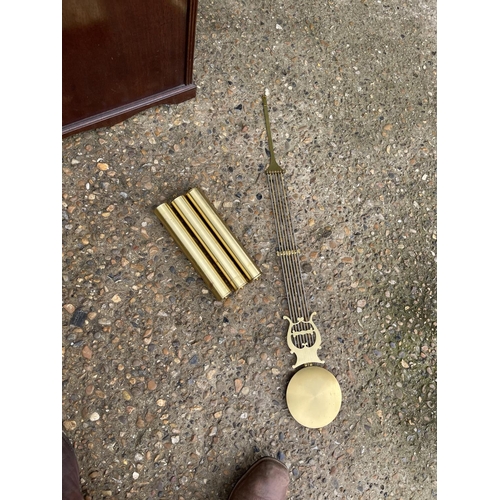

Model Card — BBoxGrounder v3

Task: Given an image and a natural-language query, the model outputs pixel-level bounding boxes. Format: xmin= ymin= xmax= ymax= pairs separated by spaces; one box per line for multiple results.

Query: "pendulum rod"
xmin=267 ymin=172 xmax=313 ymax=347
xmin=262 ymin=94 xmax=317 ymax=347
xmin=268 ymin=173 xmax=308 ymax=320
xmin=267 ymin=173 xmax=297 ymax=320
xmin=267 ymin=173 xmax=301 ymax=321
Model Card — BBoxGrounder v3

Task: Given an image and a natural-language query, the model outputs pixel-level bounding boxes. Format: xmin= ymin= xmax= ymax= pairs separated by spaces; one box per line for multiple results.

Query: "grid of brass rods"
xmin=266 ymin=171 xmax=315 ymax=348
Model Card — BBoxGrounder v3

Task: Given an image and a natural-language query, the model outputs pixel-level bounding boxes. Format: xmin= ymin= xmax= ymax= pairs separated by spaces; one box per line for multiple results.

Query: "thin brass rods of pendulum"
xmin=268 ymin=173 xmax=312 ymax=347
xmin=262 ymin=94 xmax=314 ymax=348
xmin=267 ymin=172 xmax=314 ymax=348
xmin=267 ymin=173 xmax=299 ymax=320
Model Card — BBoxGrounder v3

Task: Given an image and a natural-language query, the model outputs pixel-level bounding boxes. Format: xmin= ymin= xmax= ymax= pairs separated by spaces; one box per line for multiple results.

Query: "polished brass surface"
xmin=284 ymin=312 xmax=324 ymax=368
xmin=155 ymin=188 xmax=261 ymax=300
xmin=171 ymin=195 xmax=247 ymax=290
xmin=154 ymin=203 xmax=232 ymax=301
xmin=186 ymin=188 xmax=261 ymax=282
xmin=286 ymin=366 xmax=342 ymax=428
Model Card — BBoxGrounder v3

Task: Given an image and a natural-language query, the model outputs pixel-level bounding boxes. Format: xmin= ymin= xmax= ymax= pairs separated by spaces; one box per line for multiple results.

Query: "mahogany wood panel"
xmin=62 ymin=0 xmax=198 ymax=137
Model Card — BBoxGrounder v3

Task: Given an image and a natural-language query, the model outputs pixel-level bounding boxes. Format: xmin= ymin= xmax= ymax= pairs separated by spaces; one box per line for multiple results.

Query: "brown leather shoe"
xmin=62 ymin=433 xmax=84 ymax=500
xmin=228 ymin=457 xmax=289 ymax=500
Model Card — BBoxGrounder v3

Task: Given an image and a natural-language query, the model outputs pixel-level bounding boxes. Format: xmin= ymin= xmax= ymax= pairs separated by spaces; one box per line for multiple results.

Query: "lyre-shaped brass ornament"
xmin=284 ymin=312 xmax=324 ymax=368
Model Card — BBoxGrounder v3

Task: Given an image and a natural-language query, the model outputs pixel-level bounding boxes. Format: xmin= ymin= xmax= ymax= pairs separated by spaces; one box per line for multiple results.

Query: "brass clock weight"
xmin=261 ymin=95 xmax=342 ymax=428
xmin=155 ymin=187 xmax=261 ymax=301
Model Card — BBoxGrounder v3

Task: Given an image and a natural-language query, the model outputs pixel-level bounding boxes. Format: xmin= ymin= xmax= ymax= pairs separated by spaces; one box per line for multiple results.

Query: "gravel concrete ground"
xmin=62 ymin=0 xmax=437 ymax=498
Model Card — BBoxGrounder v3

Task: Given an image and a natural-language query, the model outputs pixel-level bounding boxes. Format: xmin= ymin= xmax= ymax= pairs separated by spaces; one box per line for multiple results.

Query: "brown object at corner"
xmin=62 ymin=433 xmax=84 ymax=500
xmin=228 ymin=457 xmax=290 ymax=500
xmin=62 ymin=0 xmax=198 ymax=137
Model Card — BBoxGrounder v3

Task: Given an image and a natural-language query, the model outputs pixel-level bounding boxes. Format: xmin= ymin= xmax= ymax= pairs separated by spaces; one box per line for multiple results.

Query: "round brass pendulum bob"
xmin=286 ymin=366 xmax=342 ymax=428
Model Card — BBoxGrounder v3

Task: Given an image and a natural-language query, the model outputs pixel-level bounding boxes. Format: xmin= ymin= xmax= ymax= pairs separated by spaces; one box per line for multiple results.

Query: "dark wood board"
xmin=62 ymin=0 xmax=198 ymax=137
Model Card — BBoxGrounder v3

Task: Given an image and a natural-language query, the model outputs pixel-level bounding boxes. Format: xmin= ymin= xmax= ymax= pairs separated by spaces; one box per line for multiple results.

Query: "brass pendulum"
xmin=262 ymin=94 xmax=342 ymax=428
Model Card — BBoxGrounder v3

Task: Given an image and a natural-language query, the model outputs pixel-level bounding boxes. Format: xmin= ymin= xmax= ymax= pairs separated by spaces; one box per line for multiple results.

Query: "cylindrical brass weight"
xmin=154 ymin=203 xmax=232 ymax=301
xmin=171 ymin=195 xmax=247 ymax=290
xmin=186 ymin=188 xmax=261 ymax=282
xmin=155 ymin=187 xmax=261 ymax=300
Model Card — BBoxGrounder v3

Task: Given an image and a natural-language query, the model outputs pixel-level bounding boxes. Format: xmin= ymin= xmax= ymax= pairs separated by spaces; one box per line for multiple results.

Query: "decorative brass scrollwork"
xmin=284 ymin=312 xmax=325 ymax=368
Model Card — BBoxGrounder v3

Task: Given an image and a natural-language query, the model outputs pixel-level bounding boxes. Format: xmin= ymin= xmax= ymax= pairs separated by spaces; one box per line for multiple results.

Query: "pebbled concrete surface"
xmin=62 ymin=0 xmax=436 ymax=498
